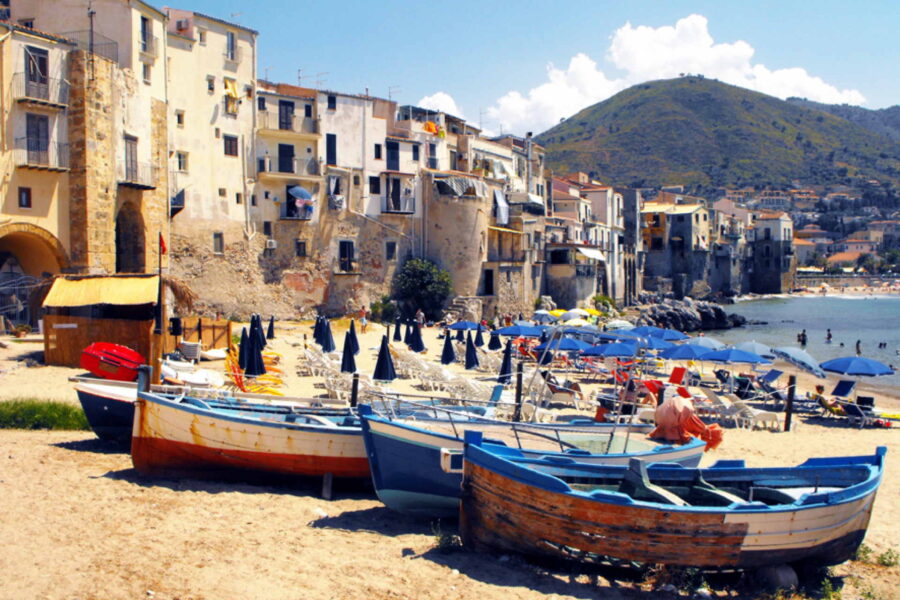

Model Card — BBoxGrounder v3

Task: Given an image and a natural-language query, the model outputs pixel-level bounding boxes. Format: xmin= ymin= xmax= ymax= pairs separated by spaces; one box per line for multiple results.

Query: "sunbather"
xmin=812 ymin=384 xmax=845 ymax=415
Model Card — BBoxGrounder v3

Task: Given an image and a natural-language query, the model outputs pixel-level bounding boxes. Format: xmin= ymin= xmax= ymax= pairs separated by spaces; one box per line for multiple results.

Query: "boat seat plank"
xmin=619 ymin=459 xmax=688 ymax=506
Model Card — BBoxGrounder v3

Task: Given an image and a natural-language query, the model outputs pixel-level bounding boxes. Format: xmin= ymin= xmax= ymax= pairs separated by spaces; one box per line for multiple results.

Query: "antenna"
xmin=479 ymin=107 xmax=487 ymax=131
xmin=315 ymin=72 xmax=328 ymax=88
xmin=297 ymin=69 xmax=303 ymax=86
xmin=230 ymin=12 xmax=243 ymax=21
xmin=263 ymin=66 xmax=271 ymax=80
xmin=87 ymin=0 xmax=96 ymax=81
xmin=388 ymin=85 xmax=401 ymax=101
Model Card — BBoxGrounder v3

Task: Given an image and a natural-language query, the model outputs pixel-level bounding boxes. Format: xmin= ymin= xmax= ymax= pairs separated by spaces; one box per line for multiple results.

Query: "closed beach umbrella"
xmin=313 ymin=316 xmax=323 ymax=345
xmin=404 ymin=321 xmax=412 ymax=345
xmin=348 ymin=319 xmax=360 ymax=355
xmin=373 ymin=335 xmax=397 ymax=382
xmin=409 ymin=322 xmax=426 ymax=353
xmin=321 ymin=319 xmax=336 ymax=353
xmin=773 ymin=347 xmax=826 ymax=378
xmin=393 ymin=317 xmax=403 ymax=342
xmin=498 ymin=339 xmax=513 ymax=385
xmin=735 ymin=340 xmax=775 ymax=359
xmin=488 ymin=332 xmax=503 ymax=351
xmin=455 ymin=328 xmax=465 ymax=342
xmin=820 ymin=356 xmax=893 ymax=377
xmin=659 ymin=344 xmax=712 ymax=361
xmin=464 ymin=331 xmax=479 ymax=370
xmin=340 ymin=330 xmax=356 ymax=373
xmin=440 ymin=331 xmax=456 ymax=365
xmin=244 ymin=329 xmax=267 ymax=377
xmin=474 ymin=323 xmax=485 ymax=347
xmin=253 ymin=314 xmax=266 ymax=349
xmin=238 ymin=326 xmax=249 ymax=370
xmin=266 ymin=315 xmax=275 ymax=340
xmin=687 ymin=336 xmax=726 ymax=350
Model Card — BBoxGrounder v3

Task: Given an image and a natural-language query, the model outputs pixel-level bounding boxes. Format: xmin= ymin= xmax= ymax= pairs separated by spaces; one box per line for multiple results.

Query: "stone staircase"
xmin=443 ymin=296 xmax=483 ymax=322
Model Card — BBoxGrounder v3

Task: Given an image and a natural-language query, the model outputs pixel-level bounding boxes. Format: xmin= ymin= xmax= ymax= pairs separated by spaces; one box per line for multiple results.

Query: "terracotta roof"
xmin=826 ymin=251 xmax=864 ymax=264
xmin=756 ymin=211 xmax=788 ymax=219
xmin=792 ymin=238 xmax=815 ymax=246
xmin=0 ymin=22 xmax=75 ymax=45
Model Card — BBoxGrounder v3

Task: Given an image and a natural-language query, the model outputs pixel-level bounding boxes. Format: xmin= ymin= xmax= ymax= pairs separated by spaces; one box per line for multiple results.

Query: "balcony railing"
xmin=223 ymin=46 xmax=242 ymax=63
xmin=117 ymin=160 xmax=157 ymax=188
xmin=12 ymin=73 xmax=69 ymax=107
xmin=575 ymin=264 xmax=596 ymax=277
xmin=380 ymin=195 xmax=415 ymax=214
xmin=280 ymin=202 xmax=314 ymax=221
xmin=257 ymin=155 xmax=320 ymax=177
xmin=257 ymin=111 xmax=320 ymax=134
xmin=487 ymin=250 xmax=527 ymax=263
xmin=14 ymin=138 xmax=69 ymax=170
xmin=58 ymin=30 xmax=119 ymax=63
xmin=139 ymin=34 xmax=158 ymax=58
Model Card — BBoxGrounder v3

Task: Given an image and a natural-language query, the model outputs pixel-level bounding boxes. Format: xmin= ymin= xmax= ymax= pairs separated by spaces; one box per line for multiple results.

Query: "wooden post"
xmin=321 ymin=472 xmax=333 ymax=500
xmin=784 ymin=375 xmax=796 ymax=432
xmin=350 ymin=373 xmax=359 ymax=408
xmin=513 ymin=361 xmax=524 ymax=422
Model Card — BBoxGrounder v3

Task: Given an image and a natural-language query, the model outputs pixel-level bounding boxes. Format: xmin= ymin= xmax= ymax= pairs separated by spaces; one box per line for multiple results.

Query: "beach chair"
xmin=837 ymin=402 xmax=875 ymax=428
xmin=699 ymin=388 xmax=744 ymax=428
xmin=730 ymin=397 xmax=782 ymax=431
xmin=831 ymin=380 xmax=857 ymax=401
xmin=668 ymin=366 xmax=687 ymax=386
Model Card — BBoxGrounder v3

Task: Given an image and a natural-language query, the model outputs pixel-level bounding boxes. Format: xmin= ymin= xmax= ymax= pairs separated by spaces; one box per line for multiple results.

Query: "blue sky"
xmin=175 ymin=0 xmax=899 ymax=135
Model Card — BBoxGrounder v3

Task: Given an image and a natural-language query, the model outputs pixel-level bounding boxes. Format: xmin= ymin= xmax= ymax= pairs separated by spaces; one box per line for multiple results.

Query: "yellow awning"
xmin=488 ymin=226 xmax=523 ymax=235
xmin=43 ymin=276 xmax=160 ymax=307
xmin=224 ymin=78 xmax=239 ymax=99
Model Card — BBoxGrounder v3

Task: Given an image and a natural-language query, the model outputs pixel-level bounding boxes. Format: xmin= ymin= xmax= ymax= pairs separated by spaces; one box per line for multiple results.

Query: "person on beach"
xmin=811 ymin=384 xmax=844 ymax=415
xmin=415 ymin=308 xmax=425 ymax=327
xmin=856 ymin=340 xmax=862 ymax=356
xmin=359 ymin=309 xmax=368 ymax=333
xmin=826 ymin=329 xmax=832 ymax=343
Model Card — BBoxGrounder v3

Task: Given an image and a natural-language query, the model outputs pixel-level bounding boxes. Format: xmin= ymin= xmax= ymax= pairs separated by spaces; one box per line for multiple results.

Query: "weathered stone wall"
xmin=424 ymin=184 xmax=488 ymax=298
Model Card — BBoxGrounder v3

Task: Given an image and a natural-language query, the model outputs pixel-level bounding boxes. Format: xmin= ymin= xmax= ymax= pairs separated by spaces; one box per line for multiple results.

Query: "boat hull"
xmin=76 ymin=384 xmax=135 ymax=443
xmin=80 ymin=342 xmax=145 ymax=382
xmin=460 ymin=444 xmax=884 ymax=569
xmin=132 ymin=394 xmax=368 ymax=479
xmin=361 ymin=413 xmax=704 ymax=518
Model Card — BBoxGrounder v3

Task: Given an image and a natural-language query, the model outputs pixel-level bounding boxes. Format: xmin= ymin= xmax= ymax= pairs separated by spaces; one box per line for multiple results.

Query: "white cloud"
xmin=479 ymin=14 xmax=865 ymax=135
xmin=417 ymin=91 xmax=465 ymax=119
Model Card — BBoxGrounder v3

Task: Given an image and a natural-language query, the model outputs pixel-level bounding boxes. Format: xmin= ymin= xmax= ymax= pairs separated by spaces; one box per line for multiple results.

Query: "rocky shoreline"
xmin=631 ymin=294 xmax=747 ymax=332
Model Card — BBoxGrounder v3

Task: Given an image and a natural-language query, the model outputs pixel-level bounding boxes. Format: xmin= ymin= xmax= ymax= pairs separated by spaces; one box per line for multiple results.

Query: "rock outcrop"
xmin=634 ymin=294 xmax=746 ymax=332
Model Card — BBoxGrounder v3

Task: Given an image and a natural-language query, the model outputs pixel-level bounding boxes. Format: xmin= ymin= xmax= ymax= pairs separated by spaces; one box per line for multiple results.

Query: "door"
xmin=339 ymin=240 xmax=354 ymax=272
xmin=278 ymin=100 xmax=294 ymax=131
xmin=390 ymin=177 xmax=401 ymax=211
xmin=277 ymin=143 xmax=294 ymax=173
xmin=124 ymin=136 xmax=138 ymax=181
xmin=25 ymin=113 xmax=49 ymax=164
xmin=24 ymin=46 xmax=48 ymax=100
xmin=386 ymin=141 xmax=399 ymax=171
xmin=482 ymin=269 xmax=494 ymax=296
xmin=326 ymin=133 xmax=337 ymax=166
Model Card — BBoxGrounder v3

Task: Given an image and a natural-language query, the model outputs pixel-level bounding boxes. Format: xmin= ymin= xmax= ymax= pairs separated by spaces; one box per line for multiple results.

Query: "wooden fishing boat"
xmin=358 ymin=404 xmax=704 ymax=517
xmin=459 ymin=433 xmax=886 ymax=571
xmin=132 ymin=389 xmax=367 ymax=479
xmin=80 ymin=342 xmax=145 ymax=382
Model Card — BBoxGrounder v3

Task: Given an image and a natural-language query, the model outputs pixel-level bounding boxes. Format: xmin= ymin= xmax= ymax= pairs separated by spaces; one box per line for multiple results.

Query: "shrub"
xmin=369 ymin=296 xmax=398 ymax=324
xmin=877 ymin=548 xmax=898 ymax=567
xmin=393 ymin=259 xmax=453 ymax=321
xmin=592 ymin=293 xmax=617 ymax=310
xmin=0 ymin=399 xmax=90 ymax=430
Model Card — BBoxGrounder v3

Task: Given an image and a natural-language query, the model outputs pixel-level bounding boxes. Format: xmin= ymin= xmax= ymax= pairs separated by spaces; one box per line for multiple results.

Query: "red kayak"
xmin=80 ymin=342 xmax=146 ymax=382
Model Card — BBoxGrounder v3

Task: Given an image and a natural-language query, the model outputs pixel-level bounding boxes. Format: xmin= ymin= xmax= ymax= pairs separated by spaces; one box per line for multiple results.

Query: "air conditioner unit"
xmin=266 ymin=239 xmax=277 ymax=250
xmin=175 ymin=19 xmax=189 ymax=30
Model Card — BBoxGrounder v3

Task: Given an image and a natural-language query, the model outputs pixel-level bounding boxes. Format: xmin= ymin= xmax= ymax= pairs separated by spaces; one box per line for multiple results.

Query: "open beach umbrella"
xmin=340 ymin=330 xmax=356 ymax=373
xmin=266 ymin=315 xmax=275 ymax=340
xmin=564 ymin=318 xmax=590 ymax=327
xmin=605 ymin=319 xmax=634 ymax=330
xmin=649 ymin=328 xmax=690 ymax=342
xmin=373 ymin=335 xmax=397 ymax=382
xmin=687 ymin=336 xmax=726 ymax=350
xmin=321 ymin=319 xmax=336 ymax=353
xmin=773 ymin=347 xmax=827 ymax=379
xmin=448 ymin=320 xmax=479 ymax=331
xmin=238 ymin=326 xmax=249 ymax=370
xmin=495 ymin=324 xmax=542 ymax=338
xmin=702 ymin=348 xmax=771 ymax=366
xmin=560 ymin=308 xmax=590 ymax=321
xmin=348 ymin=319 xmax=360 ymax=355
xmin=582 ymin=342 xmax=638 ymax=358
xmin=820 ymin=356 xmax=893 ymax=377
xmin=440 ymin=332 xmax=456 ymax=365
xmin=464 ymin=331 xmax=479 ymax=370
xmin=642 ymin=336 xmax=675 ymax=352
xmin=409 ymin=322 xmax=427 ymax=353
xmin=474 ymin=323 xmax=485 ymax=347
xmin=548 ymin=309 xmax=566 ymax=317
xmin=659 ymin=344 xmax=712 ymax=361
xmin=488 ymin=332 xmax=503 ymax=351
xmin=498 ymin=339 xmax=513 ymax=385
xmin=535 ymin=337 xmax=592 ymax=353
xmin=585 ymin=308 xmax=602 ymax=317
xmin=532 ymin=311 xmax=556 ymax=324
xmin=734 ymin=341 xmax=775 ymax=359
xmin=631 ymin=325 xmax=665 ymax=337
xmin=288 ymin=185 xmax=313 ymax=201
xmin=393 ymin=317 xmax=403 ymax=342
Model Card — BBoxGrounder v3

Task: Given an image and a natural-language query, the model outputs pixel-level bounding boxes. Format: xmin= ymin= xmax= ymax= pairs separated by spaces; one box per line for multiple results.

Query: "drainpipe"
xmin=242 ymin=134 xmax=254 ymax=240
xmin=244 ymin=33 xmax=258 ymax=242
xmin=525 ymin=131 xmax=533 ymax=195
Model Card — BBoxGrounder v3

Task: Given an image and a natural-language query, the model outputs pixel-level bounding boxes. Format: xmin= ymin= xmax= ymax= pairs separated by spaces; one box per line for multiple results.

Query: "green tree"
xmin=393 ymin=259 xmax=453 ymax=320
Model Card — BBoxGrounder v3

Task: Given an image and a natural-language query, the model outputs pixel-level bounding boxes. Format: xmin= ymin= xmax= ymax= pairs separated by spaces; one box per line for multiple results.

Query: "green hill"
xmin=535 ymin=77 xmax=900 ymax=190
xmin=785 ymin=98 xmax=900 ymax=143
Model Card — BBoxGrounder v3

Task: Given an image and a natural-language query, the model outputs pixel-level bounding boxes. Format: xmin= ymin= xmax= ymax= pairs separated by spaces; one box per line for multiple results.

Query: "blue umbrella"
xmin=373 ymin=335 xmax=397 ymax=381
xmin=735 ymin=341 xmax=775 ymax=359
xmin=773 ymin=347 xmax=826 ymax=379
xmin=487 ymin=332 xmax=503 ymax=351
xmin=582 ymin=342 xmax=638 ymax=358
xmin=687 ymin=336 xmax=726 ymax=350
xmin=659 ymin=344 xmax=712 ymax=361
xmin=288 ymin=185 xmax=313 ymax=200
xmin=403 ymin=321 xmax=412 ymax=345
xmin=448 ymin=320 xmax=479 ymax=331
xmin=495 ymin=325 xmax=543 ymax=338
xmin=649 ymin=328 xmax=689 ymax=341
xmin=820 ymin=356 xmax=893 ymax=377
xmin=313 ymin=316 xmax=323 ymax=346
xmin=238 ymin=326 xmax=249 ymax=370
xmin=393 ymin=317 xmax=403 ymax=342
xmin=642 ymin=336 xmax=675 ymax=351
xmin=348 ymin=319 xmax=360 ymax=355
xmin=266 ymin=315 xmax=275 ymax=340
xmin=631 ymin=325 xmax=664 ymax=337
xmin=440 ymin=332 xmax=456 ymax=365
xmin=409 ymin=322 xmax=426 ymax=353
xmin=498 ymin=339 xmax=513 ymax=385
xmin=464 ymin=331 xmax=479 ymax=370
xmin=702 ymin=348 xmax=771 ymax=365
xmin=340 ymin=330 xmax=356 ymax=373
xmin=321 ymin=319 xmax=336 ymax=353
xmin=535 ymin=337 xmax=592 ymax=353
xmin=474 ymin=323 xmax=485 ymax=347
xmin=252 ymin=314 xmax=266 ymax=349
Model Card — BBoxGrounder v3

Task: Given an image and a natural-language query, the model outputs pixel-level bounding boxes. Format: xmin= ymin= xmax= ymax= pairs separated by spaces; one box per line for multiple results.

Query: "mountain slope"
xmin=786 ymin=98 xmax=900 ymax=143
xmin=535 ymin=77 xmax=900 ymax=189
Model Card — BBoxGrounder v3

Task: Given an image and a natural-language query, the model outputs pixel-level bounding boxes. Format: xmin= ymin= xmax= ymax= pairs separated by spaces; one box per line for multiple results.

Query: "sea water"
xmin=711 ymin=295 xmax=900 ymax=387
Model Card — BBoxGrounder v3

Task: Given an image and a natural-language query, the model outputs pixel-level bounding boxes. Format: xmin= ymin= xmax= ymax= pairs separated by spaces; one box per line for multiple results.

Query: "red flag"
xmin=159 ymin=232 xmax=167 ymax=255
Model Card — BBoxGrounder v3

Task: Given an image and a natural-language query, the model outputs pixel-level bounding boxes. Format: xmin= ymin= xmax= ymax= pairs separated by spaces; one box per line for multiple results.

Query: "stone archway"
xmin=115 ymin=202 xmax=146 ymax=273
xmin=0 ymin=223 xmax=69 ymax=325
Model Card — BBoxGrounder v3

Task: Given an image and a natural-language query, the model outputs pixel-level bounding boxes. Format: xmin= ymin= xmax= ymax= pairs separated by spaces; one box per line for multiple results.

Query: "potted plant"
xmin=13 ymin=324 xmax=31 ymax=338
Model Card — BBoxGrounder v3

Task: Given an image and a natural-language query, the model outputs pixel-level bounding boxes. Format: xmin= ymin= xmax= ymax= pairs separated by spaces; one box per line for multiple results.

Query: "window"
xmin=304 ymin=104 xmax=312 ymax=118
xmin=18 ymin=19 xmax=34 ymax=28
xmin=338 ymin=240 xmax=355 ymax=272
xmin=353 ymin=174 xmax=360 ymax=186
xmin=18 ymin=187 xmax=32 ymax=209
xmin=258 ymin=96 xmax=266 ymax=111
xmin=224 ymin=78 xmax=238 ymax=114
xmin=374 ymin=143 xmax=382 ymax=160
xmin=213 ymin=232 xmax=224 ymax=254
xmin=369 ymin=176 xmax=381 ymax=195
xmin=326 ymin=133 xmax=337 ymax=165
xmin=262 ymin=221 xmax=272 ymax=237
xmin=198 ymin=30 xmax=206 ymax=44
xmin=140 ymin=16 xmax=151 ymax=52
xmin=207 ymin=76 xmax=215 ymax=92
xmin=250 ymin=195 xmax=257 ymax=207
xmin=24 ymin=46 xmax=48 ymax=99
xmin=235 ymin=192 xmax=242 ymax=204
xmin=327 ymin=95 xmax=336 ymax=110
xmin=176 ymin=151 xmax=188 ymax=172
xmin=226 ymin=31 xmax=237 ymax=60
xmin=385 ymin=241 xmax=397 ymax=261
xmin=295 ymin=240 xmax=307 ymax=257
xmin=175 ymin=110 xmax=184 ymax=127
xmin=223 ymin=135 xmax=238 ymax=156
xmin=412 ymin=145 xmax=419 ymax=161
xmin=218 ymin=188 xmax=227 ymax=197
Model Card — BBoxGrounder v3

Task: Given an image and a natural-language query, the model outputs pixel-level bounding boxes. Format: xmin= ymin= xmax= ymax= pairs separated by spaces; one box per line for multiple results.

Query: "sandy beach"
xmin=1 ymin=321 xmax=898 ymax=599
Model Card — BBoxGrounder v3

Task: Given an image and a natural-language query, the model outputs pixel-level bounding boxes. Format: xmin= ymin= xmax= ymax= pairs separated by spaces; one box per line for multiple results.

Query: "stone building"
xmin=641 ymin=201 xmax=712 ymax=298
xmin=749 ymin=212 xmax=796 ymax=293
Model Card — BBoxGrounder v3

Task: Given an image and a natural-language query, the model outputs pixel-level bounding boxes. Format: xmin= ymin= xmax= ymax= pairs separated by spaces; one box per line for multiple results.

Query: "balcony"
xmin=12 ymin=73 xmax=69 ymax=108
xmin=257 ymin=155 xmax=320 ymax=178
xmin=223 ymin=46 xmax=242 ymax=64
xmin=117 ymin=160 xmax=157 ymax=189
xmin=575 ymin=264 xmax=596 ymax=277
xmin=487 ymin=250 xmax=527 ymax=263
xmin=380 ymin=195 xmax=415 ymax=214
xmin=280 ymin=202 xmax=314 ymax=221
xmin=139 ymin=34 xmax=158 ymax=60
xmin=14 ymin=138 xmax=69 ymax=171
xmin=258 ymin=111 xmax=320 ymax=136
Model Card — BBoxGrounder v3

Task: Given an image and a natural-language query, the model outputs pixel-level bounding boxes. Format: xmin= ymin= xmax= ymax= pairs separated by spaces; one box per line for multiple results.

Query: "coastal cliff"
xmin=633 ymin=294 xmax=746 ymax=332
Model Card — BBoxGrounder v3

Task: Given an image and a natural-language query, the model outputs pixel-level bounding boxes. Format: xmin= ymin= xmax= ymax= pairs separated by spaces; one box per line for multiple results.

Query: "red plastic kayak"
xmin=80 ymin=342 xmax=146 ymax=382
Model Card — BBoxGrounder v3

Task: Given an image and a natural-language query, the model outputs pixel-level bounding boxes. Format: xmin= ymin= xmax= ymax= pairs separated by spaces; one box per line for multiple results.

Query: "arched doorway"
xmin=115 ymin=202 xmax=146 ymax=273
xmin=0 ymin=223 xmax=68 ymax=326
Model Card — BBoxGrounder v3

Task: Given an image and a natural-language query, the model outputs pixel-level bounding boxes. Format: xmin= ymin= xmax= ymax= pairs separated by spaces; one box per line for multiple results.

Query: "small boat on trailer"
xmin=358 ymin=403 xmax=705 ymax=517
xmin=458 ymin=432 xmax=886 ymax=573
